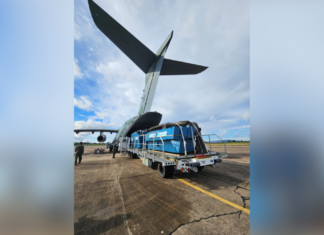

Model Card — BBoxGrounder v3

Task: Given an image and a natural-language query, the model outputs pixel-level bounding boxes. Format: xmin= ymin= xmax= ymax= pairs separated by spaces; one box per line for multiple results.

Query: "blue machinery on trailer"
xmin=119 ymin=122 xmax=227 ymax=178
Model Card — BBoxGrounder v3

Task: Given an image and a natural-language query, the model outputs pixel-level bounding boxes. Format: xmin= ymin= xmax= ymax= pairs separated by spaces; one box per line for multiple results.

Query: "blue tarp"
xmin=131 ymin=131 xmax=146 ymax=149
xmin=146 ymin=126 xmax=195 ymax=154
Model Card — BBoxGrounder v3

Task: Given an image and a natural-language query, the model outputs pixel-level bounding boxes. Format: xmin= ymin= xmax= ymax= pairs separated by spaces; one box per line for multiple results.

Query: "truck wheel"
xmin=168 ymin=166 xmax=174 ymax=177
xmin=158 ymin=164 xmax=174 ymax=178
xmin=148 ymin=160 xmax=158 ymax=169
xmin=158 ymin=164 xmax=167 ymax=178
xmin=132 ymin=153 xmax=138 ymax=159
xmin=152 ymin=162 xmax=158 ymax=169
xmin=197 ymin=166 xmax=204 ymax=172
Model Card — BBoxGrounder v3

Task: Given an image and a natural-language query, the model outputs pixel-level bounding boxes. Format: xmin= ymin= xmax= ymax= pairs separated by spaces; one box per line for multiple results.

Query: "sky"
xmin=74 ymin=0 xmax=250 ymax=143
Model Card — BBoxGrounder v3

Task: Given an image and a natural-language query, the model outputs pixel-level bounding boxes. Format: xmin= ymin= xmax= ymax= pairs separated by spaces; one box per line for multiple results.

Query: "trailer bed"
xmin=119 ymin=133 xmax=227 ymax=178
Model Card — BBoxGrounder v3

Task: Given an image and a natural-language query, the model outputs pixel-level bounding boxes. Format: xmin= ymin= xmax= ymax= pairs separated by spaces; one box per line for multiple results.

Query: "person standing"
xmin=112 ymin=142 xmax=117 ymax=158
xmin=75 ymin=142 xmax=84 ymax=166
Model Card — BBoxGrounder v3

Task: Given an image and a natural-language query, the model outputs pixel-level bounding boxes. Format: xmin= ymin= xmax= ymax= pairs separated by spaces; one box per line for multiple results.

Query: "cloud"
xmin=74 ymin=0 xmax=104 ymax=43
xmin=94 ymin=111 xmax=111 ymax=120
xmin=74 ymin=118 xmax=116 ymax=130
xmin=74 ymin=96 xmax=92 ymax=111
xmin=241 ymin=125 xmax=250 ymax=129
xmin=242 ymin=111 xmax=250 ymax=121
xmin=219 ymin=130 xmax=227 ymax=136
xmin=74 ymin=59 xmax=83 ymax=78
xmin=218 ymin=125 xmax=250 ymax=132
xmin=74 ymin=138 xmax=92 ymax=143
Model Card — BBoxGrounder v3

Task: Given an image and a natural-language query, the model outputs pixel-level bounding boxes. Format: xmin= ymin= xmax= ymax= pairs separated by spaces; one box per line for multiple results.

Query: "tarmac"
xmin=74 ymin=145 xmax=250 ymax=235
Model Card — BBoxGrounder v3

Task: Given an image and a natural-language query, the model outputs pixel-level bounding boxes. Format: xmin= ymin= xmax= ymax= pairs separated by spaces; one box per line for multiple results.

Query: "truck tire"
xmin=152 ymin=162 xmax=158 ymax=169
xmin=158 ymin=164 xmax=174 ymax=178
xmin=132 ymin=153 xmax=138 ymax=159
xmin=197 ymin=166 xmax=204 ymax=172
xmin=148 ymin=159 xmax=158 ymax=169
xmin=168 ymin=165 xmax=174 ymax=177
xmin=158 ymin=163 xmax=167 ymax=178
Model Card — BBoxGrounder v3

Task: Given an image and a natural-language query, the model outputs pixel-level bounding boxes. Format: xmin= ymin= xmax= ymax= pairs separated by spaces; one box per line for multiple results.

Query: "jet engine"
xmin=97 ymin=134 xmax=106 ymax=142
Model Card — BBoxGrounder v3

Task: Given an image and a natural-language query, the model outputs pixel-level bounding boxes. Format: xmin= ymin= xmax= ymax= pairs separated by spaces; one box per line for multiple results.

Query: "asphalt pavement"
xmin=74 ymin=145 xmax=250 ymax=235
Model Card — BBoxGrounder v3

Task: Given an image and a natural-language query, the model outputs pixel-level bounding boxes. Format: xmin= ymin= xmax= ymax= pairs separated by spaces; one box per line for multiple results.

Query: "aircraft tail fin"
xmin=138 ymin=31 xmax=173 ymax=114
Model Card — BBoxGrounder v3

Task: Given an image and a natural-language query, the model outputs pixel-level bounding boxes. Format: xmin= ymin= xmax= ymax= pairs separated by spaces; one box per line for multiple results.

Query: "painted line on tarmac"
xmin=174 ymin=176 xmax=250 ymax=214
xmin=135 ymin=159 xmax=249 ymax=214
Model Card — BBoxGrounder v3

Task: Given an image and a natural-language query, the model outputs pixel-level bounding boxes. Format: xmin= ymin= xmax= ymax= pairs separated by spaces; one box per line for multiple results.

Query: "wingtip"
xmin=88 ymin=0 xmax=94 ymax=12
xmin=88 ymin=0 xmax=98 ymax=12
xmin=196 ymin=66 xmax=208 ymax=74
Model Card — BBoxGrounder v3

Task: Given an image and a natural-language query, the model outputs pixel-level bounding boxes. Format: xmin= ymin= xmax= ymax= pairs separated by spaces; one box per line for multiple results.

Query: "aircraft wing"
xmin=74 ymin=129 xmax=118 ymax=134
xmin=160 ymin=59 xmax=208 ymax=75
xmin=88 ymin=0 xmax=156 ymax=74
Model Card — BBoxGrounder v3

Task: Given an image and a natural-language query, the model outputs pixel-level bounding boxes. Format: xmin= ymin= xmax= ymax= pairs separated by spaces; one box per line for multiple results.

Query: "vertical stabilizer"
xmin=137 ymin=32 xmax=173 ymax=115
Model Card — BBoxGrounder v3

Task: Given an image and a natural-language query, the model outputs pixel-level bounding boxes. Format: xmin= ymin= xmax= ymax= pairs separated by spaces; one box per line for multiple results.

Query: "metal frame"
xmin=119 ymin=137 xmax=129 ymax=156
xmin=201 ymin=134 xmax=227 ymax=155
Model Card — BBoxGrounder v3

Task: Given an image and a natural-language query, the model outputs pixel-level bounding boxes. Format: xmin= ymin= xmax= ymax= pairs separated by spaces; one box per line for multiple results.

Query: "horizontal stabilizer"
xmin=88 ymin=0 xmax=156 ymax=73
xmin=74 ymin=129 xmax=118 ymax=134
xmin=160 ymin=59 xmax=208 ymax=76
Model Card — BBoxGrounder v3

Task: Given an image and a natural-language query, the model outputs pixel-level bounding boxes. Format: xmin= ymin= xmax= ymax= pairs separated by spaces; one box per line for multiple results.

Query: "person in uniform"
xmin=112 ymin=142 xmax=117 ymax=158
xmin=75 ymin=142 xmax=84 ymax=166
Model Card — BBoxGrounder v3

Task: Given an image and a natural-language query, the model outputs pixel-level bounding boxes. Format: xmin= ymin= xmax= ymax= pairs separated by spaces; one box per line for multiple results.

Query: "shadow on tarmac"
xmin=74 ymin=214 xmax=130 ymax=235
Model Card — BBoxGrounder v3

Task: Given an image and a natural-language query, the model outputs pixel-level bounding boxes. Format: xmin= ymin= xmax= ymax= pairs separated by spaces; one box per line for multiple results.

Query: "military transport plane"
xmin=74 ymin=0 xmax=208 ymax=149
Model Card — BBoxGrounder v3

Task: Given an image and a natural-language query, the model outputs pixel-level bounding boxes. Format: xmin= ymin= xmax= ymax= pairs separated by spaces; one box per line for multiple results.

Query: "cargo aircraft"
xmin=74 ymin=0 xmax=208 ymax=150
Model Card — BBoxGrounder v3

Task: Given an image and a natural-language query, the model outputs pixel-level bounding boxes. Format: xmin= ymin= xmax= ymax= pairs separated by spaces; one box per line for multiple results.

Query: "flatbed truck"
xmin=119 ymin=133 xmax=227 ymax=178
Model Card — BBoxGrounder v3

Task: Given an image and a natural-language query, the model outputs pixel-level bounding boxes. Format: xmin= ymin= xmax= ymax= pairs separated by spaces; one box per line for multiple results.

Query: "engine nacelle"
xmin=97 ymin=134 xmax=106 ymax=142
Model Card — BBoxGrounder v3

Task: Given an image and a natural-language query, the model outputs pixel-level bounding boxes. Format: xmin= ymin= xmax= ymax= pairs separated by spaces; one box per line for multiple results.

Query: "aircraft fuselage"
xmin=111 ymin=111 xmax=163 ymax=144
